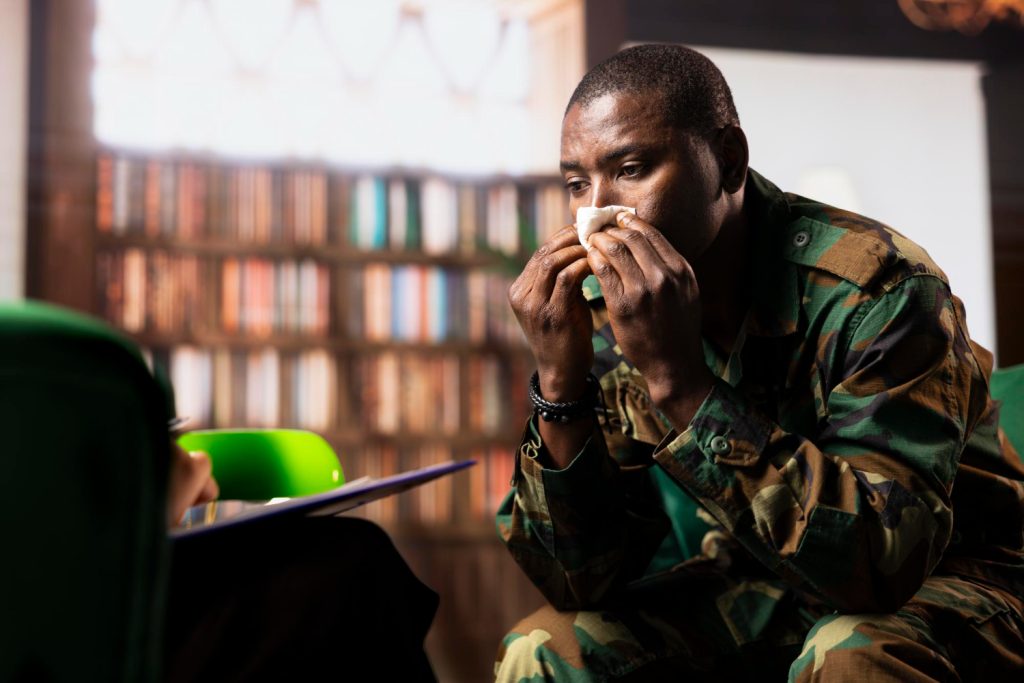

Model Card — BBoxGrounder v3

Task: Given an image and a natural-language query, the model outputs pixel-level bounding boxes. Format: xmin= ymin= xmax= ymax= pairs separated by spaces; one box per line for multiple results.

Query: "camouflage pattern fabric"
xmin=495 ymin=562 xmax=818 ymax=682
xmin=495 ymin=572 xmax=1024 ymax=681
xmin=788 ymin=573 xmax=1024 ymax=682
xmin=495 ymin=170 xmax=1024 ymax=679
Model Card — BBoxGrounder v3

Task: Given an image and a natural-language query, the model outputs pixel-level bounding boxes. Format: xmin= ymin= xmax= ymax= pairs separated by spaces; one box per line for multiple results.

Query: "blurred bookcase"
xmin=90 ymin=149 xmax=565 ymax=677
xmin=94 ymin=149 xmax=569 ymax=529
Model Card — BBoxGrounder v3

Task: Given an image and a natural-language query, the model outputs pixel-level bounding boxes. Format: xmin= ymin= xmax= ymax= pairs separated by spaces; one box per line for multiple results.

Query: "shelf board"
xmin=323 ymin=430 xmax=524 ymax=448
xmin=129 ymin=331 xmax=531 ymax=355
xmin=96 ymin=232 xmax=528 ymax=269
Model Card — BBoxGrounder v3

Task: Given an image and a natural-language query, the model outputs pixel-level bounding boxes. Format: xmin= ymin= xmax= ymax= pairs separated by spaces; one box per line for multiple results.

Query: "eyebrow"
xmin=560 ymin=143 xmax=648 ymax=173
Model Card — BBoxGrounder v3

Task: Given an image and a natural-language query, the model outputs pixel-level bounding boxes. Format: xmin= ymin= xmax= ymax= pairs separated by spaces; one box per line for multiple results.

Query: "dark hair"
xmin=566 ymin=43 xmax=740 ymax=136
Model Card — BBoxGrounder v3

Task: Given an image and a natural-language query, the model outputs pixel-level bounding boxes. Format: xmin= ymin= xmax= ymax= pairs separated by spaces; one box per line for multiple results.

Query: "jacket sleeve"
xmin=495 ymin=421 xmax=670 ymax=610
xmin=653 ymin=274 xmax=976 ymax=613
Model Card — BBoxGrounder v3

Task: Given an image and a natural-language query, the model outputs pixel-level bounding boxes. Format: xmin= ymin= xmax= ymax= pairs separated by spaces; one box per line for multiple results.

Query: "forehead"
xmin=561 ymin=91 xmax=675 ymax=158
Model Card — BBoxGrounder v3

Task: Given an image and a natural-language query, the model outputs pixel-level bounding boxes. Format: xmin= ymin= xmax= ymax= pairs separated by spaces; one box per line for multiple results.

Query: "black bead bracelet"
xmin=528 ymin=371 xmax=600 ymax=423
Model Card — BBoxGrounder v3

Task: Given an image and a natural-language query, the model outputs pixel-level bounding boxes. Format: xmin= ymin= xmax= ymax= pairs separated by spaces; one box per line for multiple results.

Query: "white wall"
xmin=0 ymin=0 xmax=28 ymax=300
xmin=699 ymin=47 xmax=995 ymax=353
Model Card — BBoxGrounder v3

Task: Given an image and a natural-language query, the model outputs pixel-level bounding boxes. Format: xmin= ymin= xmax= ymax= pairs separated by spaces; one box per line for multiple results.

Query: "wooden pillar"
xmin=583 ymin=0 xmax=626 ymax=69
xmin=26 ymin=0 xmax=97 ymax=313
xmin=983 ymin=62 xmax=1024 ymax=366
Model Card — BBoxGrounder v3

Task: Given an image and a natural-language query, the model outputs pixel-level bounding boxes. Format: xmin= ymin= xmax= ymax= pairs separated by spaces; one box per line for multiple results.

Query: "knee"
xmin=788 ymin=611 xmax=947 ymax=683
xmin=495 ymin=605 xmax=582 ymax=683
xmin=495 ymin=604 xmax=671 ymax=682
xmin=788 ymin=613 xmax=877 ymax=682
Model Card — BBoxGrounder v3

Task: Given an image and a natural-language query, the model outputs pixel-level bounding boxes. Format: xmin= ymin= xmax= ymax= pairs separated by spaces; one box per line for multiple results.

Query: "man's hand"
xmin=508 ymin=225 xmax=594 ymax=401
xmin=167 ymin=441 xmax=219 ymax=528
xmin=586 ymin=212 xmax=714 ymax=418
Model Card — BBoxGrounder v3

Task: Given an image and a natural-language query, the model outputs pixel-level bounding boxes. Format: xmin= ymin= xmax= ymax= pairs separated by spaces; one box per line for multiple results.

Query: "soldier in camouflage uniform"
xmin=496 ymin=44 xmax=1024 ymax=681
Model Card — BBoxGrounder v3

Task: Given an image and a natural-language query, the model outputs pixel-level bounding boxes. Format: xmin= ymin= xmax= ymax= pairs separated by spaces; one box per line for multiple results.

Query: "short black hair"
xmin=566 ymin=43 xmax=740 ymax=136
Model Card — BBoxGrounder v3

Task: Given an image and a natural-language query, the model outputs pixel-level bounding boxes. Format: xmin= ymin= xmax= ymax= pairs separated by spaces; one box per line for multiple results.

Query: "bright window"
xmin=92 ymin=0 xmax=534 ymax=174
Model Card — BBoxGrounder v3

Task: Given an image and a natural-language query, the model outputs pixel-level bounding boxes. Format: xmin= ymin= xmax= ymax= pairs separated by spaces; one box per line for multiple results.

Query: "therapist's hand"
xmin=167 ymin=441 xmax=219 ymax=528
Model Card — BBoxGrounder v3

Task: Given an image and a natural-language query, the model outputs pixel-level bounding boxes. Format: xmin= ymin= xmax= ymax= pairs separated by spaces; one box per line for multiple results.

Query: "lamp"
xmin=898 ymin=0 xmax=1024 ymax=34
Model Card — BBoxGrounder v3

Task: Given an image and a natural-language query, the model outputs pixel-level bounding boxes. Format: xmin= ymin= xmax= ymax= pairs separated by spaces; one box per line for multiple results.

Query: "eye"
xmin=620 ymin=164 xmax=644 ymax=179
xmin=564 ymin=178 xmax=589 ymax=195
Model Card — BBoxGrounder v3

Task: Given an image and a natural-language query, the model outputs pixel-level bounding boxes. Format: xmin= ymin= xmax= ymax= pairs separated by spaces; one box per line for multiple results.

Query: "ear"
xmin=715 ymin=125 xmax=748 ymax=194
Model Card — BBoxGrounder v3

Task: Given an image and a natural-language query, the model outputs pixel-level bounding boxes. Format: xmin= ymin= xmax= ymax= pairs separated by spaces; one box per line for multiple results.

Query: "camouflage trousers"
xmin=494 ymin=572 xmax=1024 ymax=682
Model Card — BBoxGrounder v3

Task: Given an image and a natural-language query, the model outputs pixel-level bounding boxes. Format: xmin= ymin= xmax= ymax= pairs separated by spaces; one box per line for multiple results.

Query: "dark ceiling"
xmin=591 ymin=0 xmax=1024 ymax=65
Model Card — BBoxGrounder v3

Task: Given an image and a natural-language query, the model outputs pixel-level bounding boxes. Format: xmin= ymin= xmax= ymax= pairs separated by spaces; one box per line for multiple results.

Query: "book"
xmin=172 ymin=459 xmax=476 ymax=538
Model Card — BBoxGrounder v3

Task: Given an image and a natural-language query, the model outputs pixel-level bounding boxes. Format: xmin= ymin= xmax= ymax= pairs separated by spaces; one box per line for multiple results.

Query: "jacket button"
xmin=793 ymin=231 xmax=811 ymax=248
xmin=709 ymin=435 xmax=731 ymax=455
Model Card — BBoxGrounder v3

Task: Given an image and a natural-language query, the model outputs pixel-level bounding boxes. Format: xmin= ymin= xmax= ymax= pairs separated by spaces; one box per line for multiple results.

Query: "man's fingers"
xmin=514 ymin=243 xmax=588 ymax=302
xmin=587 ymin=212 xmax=701 ymax=317
xmin=586 ymin=245 xmax=624 ymax=305
xmin=526 ymin=225 xmax=582 ymax=269
xmin=588 ymin=230 xmax=644 ymax=284
xmin=511 ymin=225 xmax=581 ymax=295
xmin=551 ymin=256 xmax=593 ymax=298
xmin=599 ymin=227 xmax=670 ymax=278
xmin=614 ymin=211 xmax=689 ymax=271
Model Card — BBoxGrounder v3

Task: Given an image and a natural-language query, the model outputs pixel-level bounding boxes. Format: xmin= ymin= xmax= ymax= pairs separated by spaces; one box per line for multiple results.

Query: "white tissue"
xmin=575 ymin=205 xmax=636 ymax=247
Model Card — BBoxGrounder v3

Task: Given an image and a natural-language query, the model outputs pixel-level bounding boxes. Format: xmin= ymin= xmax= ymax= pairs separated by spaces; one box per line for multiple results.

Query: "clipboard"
xmin=172 ymin=459 xmax=476 ymax=538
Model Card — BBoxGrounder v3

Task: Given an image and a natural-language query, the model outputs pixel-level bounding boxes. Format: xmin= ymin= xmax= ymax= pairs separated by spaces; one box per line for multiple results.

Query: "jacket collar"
xmin=743 ymin=169 xmax=800 ymax=339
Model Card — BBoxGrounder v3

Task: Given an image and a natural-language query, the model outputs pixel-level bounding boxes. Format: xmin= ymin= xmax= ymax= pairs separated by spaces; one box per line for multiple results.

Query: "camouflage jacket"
xmin=497 ymin=170 xmax=1024 ymax=614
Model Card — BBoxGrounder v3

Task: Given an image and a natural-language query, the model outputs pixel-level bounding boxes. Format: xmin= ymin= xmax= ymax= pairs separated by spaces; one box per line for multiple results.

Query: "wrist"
xmin=530 ymin=371 xmax=600 ymax=424
xmin=537 ymin=368 xmax=590 ymax=403
xmin=647 ymin=367 xmax=715 ymax=423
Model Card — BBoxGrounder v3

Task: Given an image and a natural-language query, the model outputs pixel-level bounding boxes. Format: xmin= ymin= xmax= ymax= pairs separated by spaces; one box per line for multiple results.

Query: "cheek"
xmin=568 ymin=196 xmax=581 ymax=219
xmin=632 ymin=180 xmax=682 ymax=238
xmin=641 ymin=194 xmax=712 ymax=258
xmin=633 ymin=167 xmax=685 ymax=221
xmin=635 ymin=195 xmax=666 ymax=230
xmin=627 ymin=182 xmax=665 ymax=222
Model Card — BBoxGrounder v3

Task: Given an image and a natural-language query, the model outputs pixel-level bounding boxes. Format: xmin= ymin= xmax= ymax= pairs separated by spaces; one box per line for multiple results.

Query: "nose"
xmin=589 ymin=179 xmax=618 ymax=208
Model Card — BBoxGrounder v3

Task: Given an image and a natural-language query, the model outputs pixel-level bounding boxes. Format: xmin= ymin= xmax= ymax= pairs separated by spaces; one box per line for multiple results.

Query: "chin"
xmin=683 ymin=233 xmax=720 ymax=265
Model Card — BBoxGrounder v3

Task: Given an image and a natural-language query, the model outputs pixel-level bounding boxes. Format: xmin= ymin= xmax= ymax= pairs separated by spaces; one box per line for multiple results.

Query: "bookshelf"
xmin=94 ymin=149 xmax=566 ymax=529
xmin=91 ymin=148 xmax=560 ymax=678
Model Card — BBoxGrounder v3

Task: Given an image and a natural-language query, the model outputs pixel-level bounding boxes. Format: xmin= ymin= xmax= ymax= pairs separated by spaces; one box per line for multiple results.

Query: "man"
xmin=495 ymin=44 xmax=1024 ymax=681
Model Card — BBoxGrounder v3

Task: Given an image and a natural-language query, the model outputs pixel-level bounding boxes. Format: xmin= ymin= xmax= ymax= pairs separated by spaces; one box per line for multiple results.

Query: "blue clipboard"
xmin=172 ymin=459 xmax=476 ymax=538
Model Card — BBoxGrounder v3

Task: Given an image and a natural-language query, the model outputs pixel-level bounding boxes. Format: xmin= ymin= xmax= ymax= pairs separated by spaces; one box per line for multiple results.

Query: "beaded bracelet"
xmin=528 ymin=371 xmax=600 ymax=423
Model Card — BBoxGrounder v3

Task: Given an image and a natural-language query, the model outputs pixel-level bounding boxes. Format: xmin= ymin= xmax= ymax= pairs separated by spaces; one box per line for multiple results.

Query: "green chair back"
xmin=0 ymin=301 xmax=171 ymax=682
xmin=991 ymin=363 xmax=1024 ymax=457
xmin=645 ymin=467 xmax=711 ymax=574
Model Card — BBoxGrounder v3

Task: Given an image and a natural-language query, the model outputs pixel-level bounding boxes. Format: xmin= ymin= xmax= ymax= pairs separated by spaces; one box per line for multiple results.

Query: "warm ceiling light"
xmin=898 ymin=0 xmax=1024 ymax=34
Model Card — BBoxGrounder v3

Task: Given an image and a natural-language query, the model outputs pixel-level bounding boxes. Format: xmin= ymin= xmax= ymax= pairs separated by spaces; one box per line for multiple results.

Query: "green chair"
xmin=991 ymin=363 xmax=1024 ymax=456
xmin=0 ymin=300 xmax=172 ymax=682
